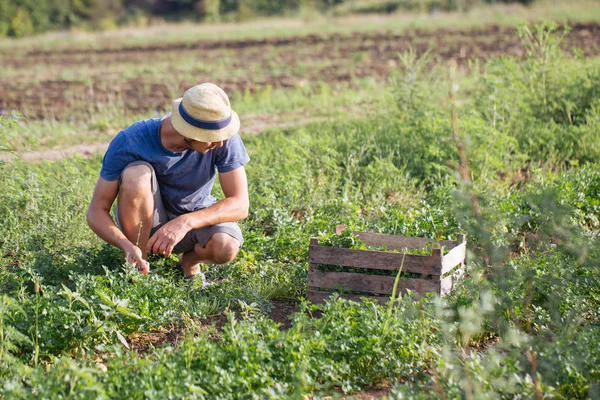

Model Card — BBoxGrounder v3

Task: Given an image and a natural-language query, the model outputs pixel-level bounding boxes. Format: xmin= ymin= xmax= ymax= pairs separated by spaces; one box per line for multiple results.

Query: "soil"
xmin=269 ymin=299 xmax=300 ymax=330
xmin=2 ymin=23 xmax=599 ymax=120
xmin=128 ymin=323 xmax=187 ymax=353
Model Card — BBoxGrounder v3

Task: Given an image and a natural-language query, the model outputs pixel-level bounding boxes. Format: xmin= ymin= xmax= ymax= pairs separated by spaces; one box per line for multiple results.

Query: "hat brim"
xmin=171 ymin=98 xmax=241 ymax=142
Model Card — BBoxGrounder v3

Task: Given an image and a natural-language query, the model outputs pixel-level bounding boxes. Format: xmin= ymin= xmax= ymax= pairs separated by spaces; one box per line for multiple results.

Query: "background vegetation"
xmin=1 ymin=0 xmax=538 ymax=37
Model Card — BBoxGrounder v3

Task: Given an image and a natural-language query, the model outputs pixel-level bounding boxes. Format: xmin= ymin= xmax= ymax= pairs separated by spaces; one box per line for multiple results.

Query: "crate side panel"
xmin=440 ymin=264 xmax=466 ymax=297
xmin=308 ymin=267 xmax=439 ymax=295
xmin=354 ymin=231 xmax=460 ymax=250
xmin=309 ymin=245 xmax=442 ymax=275
xmin=440 ymin=275 xmax=453 ymax=297
xmin=307 ymin=262 xmax=320 ymax=285
xmin=441 ymin=242 xmax=467 ymax=275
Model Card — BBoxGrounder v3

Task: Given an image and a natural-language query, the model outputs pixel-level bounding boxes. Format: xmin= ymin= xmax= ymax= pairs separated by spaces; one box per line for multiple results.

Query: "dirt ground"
xmin=2 ymin=23 xmax=599 ymax=120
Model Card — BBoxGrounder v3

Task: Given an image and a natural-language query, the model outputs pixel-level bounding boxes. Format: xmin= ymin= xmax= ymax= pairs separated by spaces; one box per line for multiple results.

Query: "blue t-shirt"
xmin=100 ymin=118 xmax=250 ymax=216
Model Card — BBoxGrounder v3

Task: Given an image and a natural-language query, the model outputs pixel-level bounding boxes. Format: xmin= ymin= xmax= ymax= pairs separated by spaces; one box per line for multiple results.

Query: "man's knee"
xmin=204 ymin=233 xmax=240 ymax=264
xmin=120 ymin=164 xmax=152 ymax=194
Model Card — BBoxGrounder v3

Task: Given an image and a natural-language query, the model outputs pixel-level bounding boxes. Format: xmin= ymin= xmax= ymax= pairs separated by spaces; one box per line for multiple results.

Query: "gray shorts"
xmin=115 ymin=161 xmax=243 ymax=254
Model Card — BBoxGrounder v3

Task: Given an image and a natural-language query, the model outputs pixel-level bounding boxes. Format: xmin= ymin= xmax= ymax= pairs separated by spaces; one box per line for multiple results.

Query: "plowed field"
xmin=2 ymin=23 xmax=599 ymax=120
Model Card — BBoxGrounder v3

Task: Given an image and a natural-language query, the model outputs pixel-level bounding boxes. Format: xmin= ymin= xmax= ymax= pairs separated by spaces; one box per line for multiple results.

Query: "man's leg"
xmin=180 ymin=233 xmax=240 ymax=277
xmin=117 ymin=165 xmax=154 ymax=259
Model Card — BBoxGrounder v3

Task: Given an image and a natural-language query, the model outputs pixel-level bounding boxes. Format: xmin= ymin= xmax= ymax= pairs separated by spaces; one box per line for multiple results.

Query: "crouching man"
xmin=86 ymin=83 xmax=249 ymax=279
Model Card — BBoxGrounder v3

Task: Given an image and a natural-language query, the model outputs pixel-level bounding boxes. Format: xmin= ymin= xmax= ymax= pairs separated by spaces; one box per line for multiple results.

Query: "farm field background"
xmin=2 ymin=1 xmax=600 ymax=153
xmin=1 ymin=1 xmax=600 ymax=398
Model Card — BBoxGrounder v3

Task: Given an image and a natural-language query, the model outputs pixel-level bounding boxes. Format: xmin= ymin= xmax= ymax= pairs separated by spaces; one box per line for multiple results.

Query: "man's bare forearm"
xmin=86 ymin=207 xmax=134 ymax=252
xmin=180 ymin=196 xmax=249 ymax=231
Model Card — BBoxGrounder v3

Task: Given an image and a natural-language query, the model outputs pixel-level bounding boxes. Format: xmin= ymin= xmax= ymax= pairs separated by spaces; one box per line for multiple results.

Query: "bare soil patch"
xmin=269 ymin=299 xmax=300 ymax=330
xmin=128 ymin=323 xmax=187 ymax=353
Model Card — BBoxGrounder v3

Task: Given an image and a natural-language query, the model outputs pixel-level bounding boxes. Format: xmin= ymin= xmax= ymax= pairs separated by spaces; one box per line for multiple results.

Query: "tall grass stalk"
xmin=382 ymin=253 xmax=405 ymax=337
xmin=33 ymin=280 xmax=40 ymax=366
xmin=0 ymin=296 xmax=8 ymax=363
xmin=135 ymin=221 xmax=143 ymax=248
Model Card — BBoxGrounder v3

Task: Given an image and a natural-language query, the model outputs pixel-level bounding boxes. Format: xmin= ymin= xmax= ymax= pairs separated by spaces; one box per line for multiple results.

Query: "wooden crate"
xmin=307 ymin=225 xmax=466 ymax=304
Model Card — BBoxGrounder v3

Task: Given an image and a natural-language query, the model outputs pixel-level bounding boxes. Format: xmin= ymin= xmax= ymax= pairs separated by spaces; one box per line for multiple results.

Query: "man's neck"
xmin=160 ymin=117 xmax=188 ymax=152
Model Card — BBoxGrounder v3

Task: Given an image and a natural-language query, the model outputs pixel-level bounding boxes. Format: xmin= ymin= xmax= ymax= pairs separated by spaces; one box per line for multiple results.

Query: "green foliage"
xmin=319 ymin=228 xmax=368 ymax=249
xmin=203 ymin=0 xmax=222 ymax=20
xmin=0 ymin=0 xmax=64 ymax=37
xmin=9 ymin=7 xmax=35 ymax=38
xmin=0 ymin=295 xmax=31 ymax=379
xmin=2 ymin=298 xmax=439 ymax=398
xmin=0 ymin=0 xmax=541 ymax=36
xmin=474 ymin=22 xmax=600 ymax=166
xmin=72 ymin=0 xmax=125 ymax=29
xmin=390 ymin=49 xmax=437 ymax=115
xmin=485 ymin=0 xmax=534 ymax=4
xmin=0 ymin=113 xmax=21 ymax=155
xmin=0 ymin=0 xmax=124 ymax=36
xmin=247 ymin=0 xmax=300 ymax=16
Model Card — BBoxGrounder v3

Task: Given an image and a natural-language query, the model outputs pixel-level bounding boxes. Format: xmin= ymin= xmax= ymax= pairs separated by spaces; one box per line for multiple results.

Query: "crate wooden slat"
xmin=308 ymin=228 xmax=467 ymax=305
xmin=309 ymin=244 xmax=442 ymax=275
xmin=308 ymin=265 xmax=440 ymax=295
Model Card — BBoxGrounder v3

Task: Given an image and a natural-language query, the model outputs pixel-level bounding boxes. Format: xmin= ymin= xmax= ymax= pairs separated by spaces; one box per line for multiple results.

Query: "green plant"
xmin=0 ymin=295 xmax=31 ymax=379
xmin=0 ymin=113 xmax=21 ymax=155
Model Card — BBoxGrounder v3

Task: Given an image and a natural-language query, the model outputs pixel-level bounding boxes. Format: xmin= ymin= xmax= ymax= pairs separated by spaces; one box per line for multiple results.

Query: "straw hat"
xmin=171 ymin=83 xmax=240 ymax=142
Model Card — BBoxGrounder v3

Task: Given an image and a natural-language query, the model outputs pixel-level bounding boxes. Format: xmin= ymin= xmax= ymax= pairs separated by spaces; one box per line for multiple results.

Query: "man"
xmin=87 ymin=83 xmax=249 ymax=280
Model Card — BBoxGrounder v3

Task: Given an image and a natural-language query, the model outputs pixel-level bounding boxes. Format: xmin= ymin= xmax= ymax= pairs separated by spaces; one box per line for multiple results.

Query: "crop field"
xmin=2 ymin=23 xmax=600 ymax=121
xmin=1 ymin=2 xmax=600 ymax=399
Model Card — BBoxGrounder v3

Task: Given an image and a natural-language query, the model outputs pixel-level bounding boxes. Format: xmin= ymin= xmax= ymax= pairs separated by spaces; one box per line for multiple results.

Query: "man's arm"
xmin=189 ymin=166 xmax=250 ymax=227
xmin=146 ymin=166 xmax=249 ymax=257
xmin=87 ymin=177 xmax=149 ymax=272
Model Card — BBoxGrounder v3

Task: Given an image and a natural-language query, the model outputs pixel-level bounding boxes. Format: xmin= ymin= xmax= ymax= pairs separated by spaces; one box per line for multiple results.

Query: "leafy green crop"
xmin=318 ymin=228 xmax=369 ymax=250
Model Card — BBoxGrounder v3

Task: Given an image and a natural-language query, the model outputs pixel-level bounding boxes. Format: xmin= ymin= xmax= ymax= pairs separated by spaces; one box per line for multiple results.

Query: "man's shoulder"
xmin=104 ymin=118 xmax=159 ymax=158
xmin=107 ymin=118 xmax=161 ymax=152
xmin=119 ymin=118 xmax=161 ymax=138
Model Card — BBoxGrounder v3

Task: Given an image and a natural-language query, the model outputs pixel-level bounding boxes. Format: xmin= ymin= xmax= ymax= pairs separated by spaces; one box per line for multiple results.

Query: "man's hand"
xmin=124 ymin=244 xmax=150 ymax=274
xmin=146 ymin=216 xmax=190 ymax=258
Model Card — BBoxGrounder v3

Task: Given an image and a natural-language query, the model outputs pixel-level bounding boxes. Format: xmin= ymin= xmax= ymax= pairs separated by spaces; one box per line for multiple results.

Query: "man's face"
xmin=184 ymin=137 xmax=224 ymax=154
